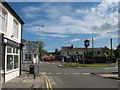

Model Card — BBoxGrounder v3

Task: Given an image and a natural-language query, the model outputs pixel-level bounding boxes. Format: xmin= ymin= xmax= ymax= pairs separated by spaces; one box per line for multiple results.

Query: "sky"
xmin=8 ymin=0 xmax=119 ymax=52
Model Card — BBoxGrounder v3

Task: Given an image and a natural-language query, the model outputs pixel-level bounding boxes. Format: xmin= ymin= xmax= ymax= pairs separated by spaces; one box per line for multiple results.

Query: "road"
xmin=37 ymin=62 xmax=118 ymax=89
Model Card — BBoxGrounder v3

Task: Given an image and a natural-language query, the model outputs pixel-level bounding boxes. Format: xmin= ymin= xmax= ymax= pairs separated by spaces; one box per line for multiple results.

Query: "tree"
xmin=102 ymin=46 xmax=115 ymax=58
xmin=55 ymin=48 xmax=59 ymax=54
xmin=38 ymin=41 xmax=45 ymax=60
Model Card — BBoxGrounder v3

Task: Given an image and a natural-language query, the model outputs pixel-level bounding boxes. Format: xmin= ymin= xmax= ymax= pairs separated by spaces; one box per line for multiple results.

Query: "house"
xmin=0 ymin=1 xmax=24 ymax=82
xmin=22 ymin=41 xmax=39 ymax=64
xmin=61 ymin=45 xmax=103 ymax=62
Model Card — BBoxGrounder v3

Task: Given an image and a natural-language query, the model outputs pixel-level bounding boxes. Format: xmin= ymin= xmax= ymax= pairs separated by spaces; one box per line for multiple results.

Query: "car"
xmin=50 ymin=57 xmax=55 ymax=61
xmin=44 ymin=57 xmax=51 ymax=61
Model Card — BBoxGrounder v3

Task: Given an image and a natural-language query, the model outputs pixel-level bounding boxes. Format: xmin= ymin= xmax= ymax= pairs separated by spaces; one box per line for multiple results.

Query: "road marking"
xmin=41 ymin=72 xmax=52 ymax=90
xmin=105 ymin=68 xmax=109 ymax=70
xmin=73 ymin=73 xmax=80 ymax=75
xmin=48 ymin=73 xmax=53 ymax=75
xmin=82 ymin=73 xmax=90 ymax=75
xmin=64 ymin=73 xmax=71 ymax=75
xmin=56 ymin=73 xmax=62 ymax=75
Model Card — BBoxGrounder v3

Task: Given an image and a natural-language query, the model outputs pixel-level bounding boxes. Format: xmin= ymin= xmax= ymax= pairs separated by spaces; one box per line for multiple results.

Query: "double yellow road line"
xmin=41 ymin=72 xmax=52 ymax=90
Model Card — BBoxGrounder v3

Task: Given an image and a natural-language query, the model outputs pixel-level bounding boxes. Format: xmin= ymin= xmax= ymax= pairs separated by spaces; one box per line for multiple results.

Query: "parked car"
xmin=50 ymin=57 xmax=55 ymax=61
xmin=44 ymin=57 xmax=51 ymax=61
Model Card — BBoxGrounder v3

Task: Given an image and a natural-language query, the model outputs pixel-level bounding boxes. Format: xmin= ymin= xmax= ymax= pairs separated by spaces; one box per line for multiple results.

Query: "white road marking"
xmin=48 ymin=73 xmax=53 ymax=75
xmin=64 ymin=73 xmax=71 ymax=75
xmin=82 ymin=73 xmax=90 ymax=75
xmin=73 ymin=73 xmax=80 ymax=75
xmin=56 ymin=73 xmax=62 ymax=75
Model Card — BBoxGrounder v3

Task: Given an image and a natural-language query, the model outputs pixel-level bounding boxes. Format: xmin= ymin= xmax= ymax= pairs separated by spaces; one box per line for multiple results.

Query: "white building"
xmin=0 ymin=1 xmax=24 ymax=82
xmin=22 ymin=41 xmax=39 ymax=64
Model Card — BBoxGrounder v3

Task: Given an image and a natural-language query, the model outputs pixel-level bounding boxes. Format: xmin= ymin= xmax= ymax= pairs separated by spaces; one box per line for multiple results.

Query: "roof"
xmin=61 ymin=46 xmax=102 ymax=51
xmin=1 ymin=2 xmax=24 ymax=24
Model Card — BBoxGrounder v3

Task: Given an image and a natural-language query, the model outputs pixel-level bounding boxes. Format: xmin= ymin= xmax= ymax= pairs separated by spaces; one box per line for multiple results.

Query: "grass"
xmin=62 ymin=63 xmax=115 ymax=68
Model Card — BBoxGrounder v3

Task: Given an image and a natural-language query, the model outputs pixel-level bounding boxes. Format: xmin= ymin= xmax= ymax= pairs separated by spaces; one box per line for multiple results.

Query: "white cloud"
xmin=37 ymin=33 xmax=69 ymax=37
xmin=22 ymin=6 xmax=41 ymax=18
xmin=23 ymin=0 xmax=118 ymax=39
xmin=70 ymin=38 xmax=81 ymax=42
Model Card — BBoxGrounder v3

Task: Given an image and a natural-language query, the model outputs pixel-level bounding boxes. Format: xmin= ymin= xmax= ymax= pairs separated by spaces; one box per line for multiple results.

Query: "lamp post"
xmin=84 ymin=39 xmax=90 ymax=63
xmin=37 ymin=25 xmax=44 ymax=74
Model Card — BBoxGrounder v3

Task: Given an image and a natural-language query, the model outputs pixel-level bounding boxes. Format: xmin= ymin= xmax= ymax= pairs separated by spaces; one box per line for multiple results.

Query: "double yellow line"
xmin=41 ymin=72 xmax=52 ymax=90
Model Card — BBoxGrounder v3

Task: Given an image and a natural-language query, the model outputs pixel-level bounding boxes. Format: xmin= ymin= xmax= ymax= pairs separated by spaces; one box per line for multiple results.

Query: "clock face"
xmin=86 ymin=42 xmax=89 ymax=45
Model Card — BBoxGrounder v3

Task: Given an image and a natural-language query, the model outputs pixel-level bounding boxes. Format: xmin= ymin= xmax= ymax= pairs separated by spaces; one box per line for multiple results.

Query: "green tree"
xmin=38 ymin=41 xmax=45 ymax=61
xmin=102 ymin=46 xmax=115 ymax=58
xmin=55 ymin=48 xmax=59 ymax=54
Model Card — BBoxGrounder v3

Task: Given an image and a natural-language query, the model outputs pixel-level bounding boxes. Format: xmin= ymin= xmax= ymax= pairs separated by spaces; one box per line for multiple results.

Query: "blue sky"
xmin=8 ymin=0 xmax=118 ymax=52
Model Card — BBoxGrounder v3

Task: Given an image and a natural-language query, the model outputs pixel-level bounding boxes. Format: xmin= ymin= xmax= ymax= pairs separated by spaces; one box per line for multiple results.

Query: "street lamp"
xmin=84 ymin=39 xmax=90 ymax=63
xmin=37 ymin=25 xmax=44 ymax=74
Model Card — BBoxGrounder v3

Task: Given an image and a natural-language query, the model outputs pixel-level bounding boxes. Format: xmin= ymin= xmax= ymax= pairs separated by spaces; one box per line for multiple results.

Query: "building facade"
xmin=22 ymin=41 xmax=39 ymax=64
xmin=0 ymin=1 xmax=24 ymax=82
xmin=61 ymin=45 xmax=103 ymax=62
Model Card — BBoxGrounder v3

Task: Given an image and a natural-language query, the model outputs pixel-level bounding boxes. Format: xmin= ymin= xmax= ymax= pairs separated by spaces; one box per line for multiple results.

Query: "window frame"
xmin=0 ymin=7 xmax=7 ymax=33
xmin=6 ymin=46 xmax=19 ymax=72
xmin=13 ymin=19 xmax=19 ymax=39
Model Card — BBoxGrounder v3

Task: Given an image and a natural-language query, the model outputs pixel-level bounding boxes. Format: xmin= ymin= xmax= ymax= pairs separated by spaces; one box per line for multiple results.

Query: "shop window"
xmin=7 ymin=55 xmax=13 ymax=71
xmin=16 ymin=48 xmax=18 ymax=54
xmin=6 ymin=46 xmax=19 ymax=71
xmin=13 ymin=47 xmax=16 ymax=53
xmin=7 ymin=46 xmax=12 ymax=53
xmin=14 ymin=55 xmax=18 ymax=69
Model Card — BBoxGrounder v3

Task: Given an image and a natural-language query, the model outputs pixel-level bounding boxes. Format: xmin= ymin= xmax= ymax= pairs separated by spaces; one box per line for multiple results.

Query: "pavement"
xmin=2 ymin=71 xmax=45 ymax=89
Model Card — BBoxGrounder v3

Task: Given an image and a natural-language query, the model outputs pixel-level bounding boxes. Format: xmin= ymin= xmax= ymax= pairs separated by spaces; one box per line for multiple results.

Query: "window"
xmin=0 ymin=7 xmax=7 ymax=32
xmin=25 ymin=54 xmax=32 ymax=61
xmin=7 ymin=55 xmax=13 ymax=71
xmin=14 ymin=55 xmax=18 ymax=69
xmin=13 ymin=20 xmax=18 ymax=38
xmin=67 ymin=52 xmax=69 ymax=55
xmin=76 ymin=52 xmax=78 ymax=54
xmin=6 ymin=46 xmax=19 ymax=71
xmin=7 ymin=46 xmax=12 ymax=53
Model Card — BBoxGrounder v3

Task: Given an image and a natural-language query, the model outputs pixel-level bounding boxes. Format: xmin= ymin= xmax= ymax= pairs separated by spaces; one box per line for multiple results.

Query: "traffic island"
xmin=91 ymin=72 xmax=120 ymax=80
xmin=58 ymin=63 xmax=115 ymax=69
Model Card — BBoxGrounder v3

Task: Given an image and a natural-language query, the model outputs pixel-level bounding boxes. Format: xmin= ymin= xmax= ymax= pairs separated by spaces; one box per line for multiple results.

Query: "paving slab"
xmin=1 ymin=71 xmax=45 ymax=89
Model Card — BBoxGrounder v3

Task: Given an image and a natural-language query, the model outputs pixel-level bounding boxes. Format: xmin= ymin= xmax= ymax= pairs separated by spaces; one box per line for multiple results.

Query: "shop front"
xmin=1 ymin=36 xmax=21 ymax=82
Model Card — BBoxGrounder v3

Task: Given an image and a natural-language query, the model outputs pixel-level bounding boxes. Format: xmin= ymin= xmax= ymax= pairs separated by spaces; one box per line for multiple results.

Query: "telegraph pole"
xmin=92 ymin=37 xmax=94 ymax=63
xmin=110 ymin=38 xmax=112 ymax=64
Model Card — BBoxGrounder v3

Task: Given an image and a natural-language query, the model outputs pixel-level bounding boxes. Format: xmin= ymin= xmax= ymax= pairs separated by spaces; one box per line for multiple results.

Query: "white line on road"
xmin=64 ymin=73 xmax=71 ymax=75
xmin=56 ymin=73 xmax=62 ymax=75
xmin=82 ymin=73 xmax=90 ymax=75
xmin=47 ymin=73 xmax=53 ymax=75
xmin=73 ymin=73 xmax=80 ymax=75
